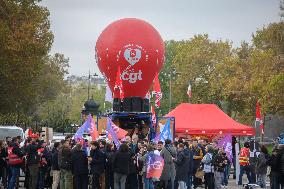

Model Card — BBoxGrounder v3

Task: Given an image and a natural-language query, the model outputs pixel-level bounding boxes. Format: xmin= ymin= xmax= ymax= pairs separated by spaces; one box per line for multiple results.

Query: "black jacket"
xmin=113 ymin=151 xmax=132 ymax=175
xmin=51 ymin=148 xmax=60 ymax=170
xmin=90 ymin=148 xmax=105 ymax=174
xmin=25 ymin=142 xmax=40 ymax=165
xmin=0 ymin=148 xmax=7 ymax=168
xmin=213 ymin=153 xmax=228 ymax=172
xmin=71 ymin=148 xmax=89 ymax=175
xmin=175 ymin=150 xmax=190 ymax=182
xmin=105 ymin=150 xmax=115 ymax=172
xmin=184 ymin=147 xmax=193 ymax=175
xmin=58 ymin=146 xmax=72 ymax=171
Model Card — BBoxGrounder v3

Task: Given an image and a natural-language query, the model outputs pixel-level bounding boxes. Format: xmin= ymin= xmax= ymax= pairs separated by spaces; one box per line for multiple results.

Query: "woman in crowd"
xmin=256 ymin=145 xmax=269 ymax=188
xmin=139 ymin=144 xmax=155 ymax=189
xmin=174 ymin=143 xmax=190 ymax=189
xmin=201 ymin=145 xmax=214 ymax=189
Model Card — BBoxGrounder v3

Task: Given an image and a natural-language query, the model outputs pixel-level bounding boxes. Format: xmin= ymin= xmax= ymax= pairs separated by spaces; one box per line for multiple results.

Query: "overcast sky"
xmin=40 ymin=0 xmax=281 ymax=76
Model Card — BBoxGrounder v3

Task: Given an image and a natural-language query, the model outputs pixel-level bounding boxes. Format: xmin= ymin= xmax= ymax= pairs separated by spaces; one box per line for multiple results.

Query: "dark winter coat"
xmin=128 ymin=150 xmax=137 ymax=174
xmin=0 ymin=148 xmax=7 ymax=168
xmin=175 ymin=150 xmax=190 ymax=182
xmin=25 ymin=142 xmax=40 ymax=165
xmin=105 ymin=150 xmax=115 ymax=173
xmin=184 ymin=147 xmax=194 ymax=175
xmin=58 ymin=146 xmax=72 ymax=171
xmin=90 ymin=148 xmax=105 ymax=175
xmin=256 ymin=152 xmax=269 ymax=175
xmin=51 ymin=148 xmax=60 ymax=170
xmin=113 ymin=151 xmax=132 ymax=175
xmin=160 ymin=145 xmax=177 ymax=181
xmin=71 ymin=148 xmax=89 ymax=175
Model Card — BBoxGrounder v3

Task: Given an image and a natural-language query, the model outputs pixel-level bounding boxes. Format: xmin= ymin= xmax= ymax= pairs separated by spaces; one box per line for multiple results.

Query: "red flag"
xmin=255 ymin=101 xmax=264 ymax=134
xmin=107 ymin=121 xmax=128 ymax=140
xmin=114 ymin=67 xmax=124 ymax=99
xmin=145 ymin=91 xmax=151 ymax=100
xmin=90 ymin=116 xmax=99 ymax=141
xmin=153 ymin=74 xmax=162 ymax=108
xmin=151 ymin=106 xmax=156 ymax=127
xmin=187 ymin=82 xmax=192 ymax=98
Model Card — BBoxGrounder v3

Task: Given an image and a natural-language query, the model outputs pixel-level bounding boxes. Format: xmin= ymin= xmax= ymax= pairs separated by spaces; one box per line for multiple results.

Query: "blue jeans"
xmin=143 ymin=177 xmax=154 ymax=189
xmin=238 ymin=165 xmax=252 ymax=185
xmin=222 ymin=164 xmax=230 ymax=186
xmin=37 ymin=166 xmax=47 ymax=189
xmin=187 ymin=175 xmax=192 ymax=189
xmin=7 ymin=166 xmax=20 ymax=189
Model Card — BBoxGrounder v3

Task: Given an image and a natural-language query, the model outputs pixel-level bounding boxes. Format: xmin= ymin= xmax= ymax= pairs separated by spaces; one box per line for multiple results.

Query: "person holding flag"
xmin=138 ymin=144 xmax=164 ymax=189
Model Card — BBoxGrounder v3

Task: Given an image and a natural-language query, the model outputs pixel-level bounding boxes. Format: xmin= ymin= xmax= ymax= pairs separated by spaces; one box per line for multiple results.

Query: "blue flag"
xmin=106 ymin=118 xmax=120 ymax=149
xmin=75 ymin=122 xmax=87 ymax=142
xmin=75 ymin=114 xmax=92 ymax=142
xmin=159 ymin=118 xmax=172 ymax=142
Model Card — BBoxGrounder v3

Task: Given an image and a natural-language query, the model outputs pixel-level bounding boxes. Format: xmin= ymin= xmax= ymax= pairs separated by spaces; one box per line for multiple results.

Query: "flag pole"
xmin=261 ymin=113 xmax=266 ymax=143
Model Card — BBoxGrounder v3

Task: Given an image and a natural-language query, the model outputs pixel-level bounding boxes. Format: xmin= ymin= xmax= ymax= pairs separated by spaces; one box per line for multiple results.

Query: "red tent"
xmin=166 ymin=103 xmax=255 ymax=136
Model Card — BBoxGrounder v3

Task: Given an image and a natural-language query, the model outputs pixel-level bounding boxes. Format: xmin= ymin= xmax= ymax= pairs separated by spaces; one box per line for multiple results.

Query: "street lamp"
xmin=87 ymin=70 xmax=98 ymax=100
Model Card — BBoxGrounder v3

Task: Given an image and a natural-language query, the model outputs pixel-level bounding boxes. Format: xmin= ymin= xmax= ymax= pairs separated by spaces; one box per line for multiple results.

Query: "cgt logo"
xmin=121 ymin=69 xmax=142 ymax=83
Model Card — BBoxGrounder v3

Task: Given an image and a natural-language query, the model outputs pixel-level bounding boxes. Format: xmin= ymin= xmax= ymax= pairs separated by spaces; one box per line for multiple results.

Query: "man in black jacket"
xmin=90 ymin=141 xmax=105 ymax=189
xmin=51 ymin=142 xmax=61 ymax=189
xmin=113 ymin=143 xmax=132 ymax=189
xmin=7 ymin=137 xmax=25 ymax=189
xmin=25 ymin=134 xmax=40 ymax=189
xmin=72 ymin=143 xmax=89 ymax=189
xmin=58 ymin=139 xmax=73 ymax=189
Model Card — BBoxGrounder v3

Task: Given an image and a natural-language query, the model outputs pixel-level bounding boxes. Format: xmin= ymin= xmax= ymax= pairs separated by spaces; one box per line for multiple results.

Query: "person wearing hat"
xmin=25 ymin=134 xmax=40 ymax=189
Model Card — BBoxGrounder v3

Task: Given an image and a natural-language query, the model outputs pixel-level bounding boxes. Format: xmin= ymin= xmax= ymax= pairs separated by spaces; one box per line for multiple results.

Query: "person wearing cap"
xmin=25 ymin=134 xmax=40 ymax=189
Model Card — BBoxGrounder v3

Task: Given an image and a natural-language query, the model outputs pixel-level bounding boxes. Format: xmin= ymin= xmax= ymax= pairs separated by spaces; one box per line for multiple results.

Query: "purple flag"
xmin=146 ymin=152 xmax=164 ymax=179
xmin=106 ymin=118 xmax=120 ymax=149
xmin=75 ymin=114 xmax=93 ymax=142
xmin=75 ymin=122 xmax=87 ymax=142
xmin=217 ymin=134 xmax=233 ymax=162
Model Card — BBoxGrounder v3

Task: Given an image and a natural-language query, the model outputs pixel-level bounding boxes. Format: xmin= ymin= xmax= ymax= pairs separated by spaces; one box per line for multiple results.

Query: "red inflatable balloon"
xmin=96 ymin=18 xmax=165 ymax=99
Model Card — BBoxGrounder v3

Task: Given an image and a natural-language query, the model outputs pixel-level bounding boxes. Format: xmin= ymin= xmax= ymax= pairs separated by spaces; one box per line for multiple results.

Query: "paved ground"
xmin=16 ymin=172 xmax=270 ymax=189
xmin=196 ymin=177 xmax=270 ymax=189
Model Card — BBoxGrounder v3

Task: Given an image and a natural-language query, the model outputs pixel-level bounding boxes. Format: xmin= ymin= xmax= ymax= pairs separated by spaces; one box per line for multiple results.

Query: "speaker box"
xmin=113 ymin=98 xmax=121 ymax=112
xmin=142 ymin=98 xmax=150 ymax=112
xmin=122 ymin=97 xmax=132 ymax=112
xmin=132 ymin=97 xmax=142 ymax=112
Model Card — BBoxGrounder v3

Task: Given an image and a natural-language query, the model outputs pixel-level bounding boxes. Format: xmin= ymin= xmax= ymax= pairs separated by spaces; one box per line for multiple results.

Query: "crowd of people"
xmin=0 ymin=133 xmax=284 ymax=189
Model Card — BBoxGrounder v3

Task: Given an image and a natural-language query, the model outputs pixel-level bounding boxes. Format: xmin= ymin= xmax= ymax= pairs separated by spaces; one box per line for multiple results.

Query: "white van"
xmin=0 ymin=125 xmax=25 ymax=141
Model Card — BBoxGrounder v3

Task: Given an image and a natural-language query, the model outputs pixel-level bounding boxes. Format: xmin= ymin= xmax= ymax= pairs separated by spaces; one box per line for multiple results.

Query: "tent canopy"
xmin=166 ymin=103 xmax=255 ymax=136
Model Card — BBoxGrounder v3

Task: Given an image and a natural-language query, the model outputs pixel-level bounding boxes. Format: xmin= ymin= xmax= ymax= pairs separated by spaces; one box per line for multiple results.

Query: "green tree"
xmin=0 ymin=0 xmax=53 ymax=118
xmin=172 ymin=35 xmax=232 ymax=107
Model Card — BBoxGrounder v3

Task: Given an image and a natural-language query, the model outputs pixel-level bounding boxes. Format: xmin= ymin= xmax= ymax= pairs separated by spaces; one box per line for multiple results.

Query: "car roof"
xmin=0 ymin=125 xmax=23 ymax=130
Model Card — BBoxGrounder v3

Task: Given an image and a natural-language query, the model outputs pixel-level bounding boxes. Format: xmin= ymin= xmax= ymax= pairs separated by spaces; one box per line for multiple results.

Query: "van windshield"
xmin=0 ymin=128 xmax=23 ymax=140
